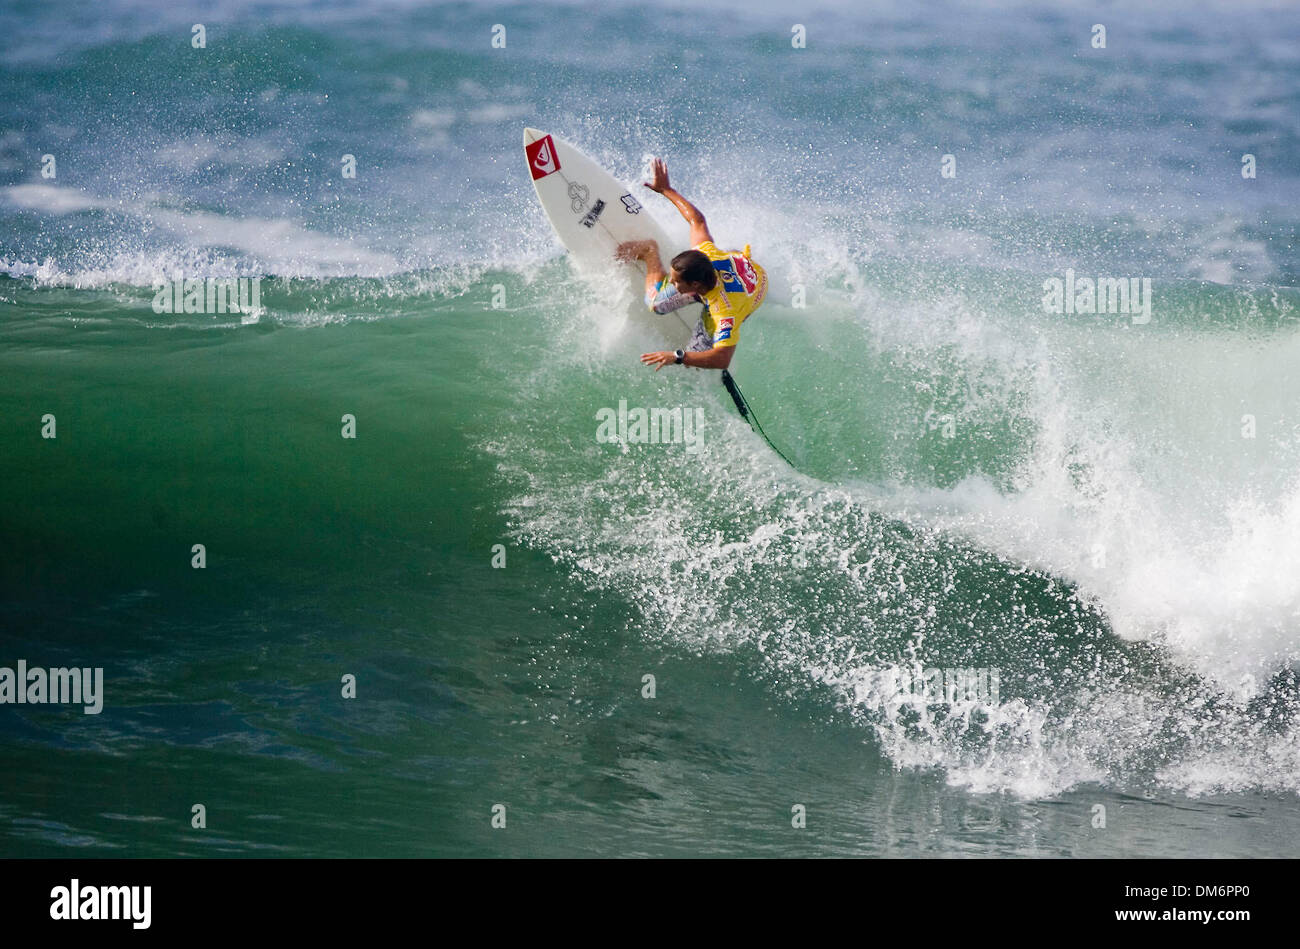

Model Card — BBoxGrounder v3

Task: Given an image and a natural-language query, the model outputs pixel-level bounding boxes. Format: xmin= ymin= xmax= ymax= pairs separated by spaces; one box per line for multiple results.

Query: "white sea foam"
xmin=484 ymin=220 xmax=1300 ymax=798
xmin=2 ymin=184 xmax=399 ymax=279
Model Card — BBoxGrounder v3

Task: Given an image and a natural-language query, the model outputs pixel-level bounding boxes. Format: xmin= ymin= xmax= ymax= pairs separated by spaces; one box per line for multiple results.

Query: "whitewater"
xmin=2 ymin=0 xmax=1298 ymax=856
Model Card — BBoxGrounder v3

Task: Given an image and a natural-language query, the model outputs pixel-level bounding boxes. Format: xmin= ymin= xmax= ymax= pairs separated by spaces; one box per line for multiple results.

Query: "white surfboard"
xmin=523 ymin=127 xmax=697 ymax=346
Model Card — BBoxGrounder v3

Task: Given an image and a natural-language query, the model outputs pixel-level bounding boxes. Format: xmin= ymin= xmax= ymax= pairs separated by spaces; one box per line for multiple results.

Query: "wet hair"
xmin=671 ymin=249 xmax=717 ymax=291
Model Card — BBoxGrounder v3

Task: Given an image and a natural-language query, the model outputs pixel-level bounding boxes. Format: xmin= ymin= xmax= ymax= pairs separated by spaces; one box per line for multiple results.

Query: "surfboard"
xmin=522 ymin=127 xmax=697 ymax=346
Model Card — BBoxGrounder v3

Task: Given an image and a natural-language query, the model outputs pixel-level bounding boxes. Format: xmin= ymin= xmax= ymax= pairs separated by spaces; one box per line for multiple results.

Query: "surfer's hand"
xmin=644 ymin=158 xmax=670 ymax=193
xmin=641 ymin=350 xmax=676 ymax=371
xmin=616 ymin=239 xmax=655 ymax=262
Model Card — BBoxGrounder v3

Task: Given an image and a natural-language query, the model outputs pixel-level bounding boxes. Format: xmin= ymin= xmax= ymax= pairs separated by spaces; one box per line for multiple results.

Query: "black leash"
xmin=720 ymin=369 xmax=798 ymax=469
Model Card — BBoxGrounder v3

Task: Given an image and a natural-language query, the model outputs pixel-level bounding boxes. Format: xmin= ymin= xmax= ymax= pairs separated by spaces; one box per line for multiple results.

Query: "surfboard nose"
xmin=523 ymin=127 xmax=545 ymax=144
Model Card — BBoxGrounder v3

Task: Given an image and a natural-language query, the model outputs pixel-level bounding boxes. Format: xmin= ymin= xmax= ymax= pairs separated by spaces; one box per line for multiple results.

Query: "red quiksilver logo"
xmin=732 ymin=255 xmax=758 ymax=294
xmin=526 ymin=135 xmax=560 ymax=179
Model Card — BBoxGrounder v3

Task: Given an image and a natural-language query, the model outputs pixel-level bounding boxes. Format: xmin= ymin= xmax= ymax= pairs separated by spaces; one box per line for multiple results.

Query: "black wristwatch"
xmin=674 ymin=349 xmax=685 ymax=364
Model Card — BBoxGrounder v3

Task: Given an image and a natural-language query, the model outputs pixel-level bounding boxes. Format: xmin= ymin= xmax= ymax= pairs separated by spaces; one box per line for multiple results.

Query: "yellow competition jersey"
xmin=696 ymin=240 xmax=767 ymax=349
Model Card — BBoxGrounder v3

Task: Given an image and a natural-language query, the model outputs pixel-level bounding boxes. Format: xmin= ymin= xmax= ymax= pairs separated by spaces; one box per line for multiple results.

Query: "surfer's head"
xmin=669 ymin=250 xmax=717 ymax=295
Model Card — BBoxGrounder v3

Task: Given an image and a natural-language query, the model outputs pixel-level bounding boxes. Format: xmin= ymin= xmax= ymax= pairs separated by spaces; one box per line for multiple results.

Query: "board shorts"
xmin=646 ymin=279 xmax=699 ymax=316
xmin=688 ymin=317 xmax=712 ymax=352
xmin=646 ymin=280 xmax=710 ymax=351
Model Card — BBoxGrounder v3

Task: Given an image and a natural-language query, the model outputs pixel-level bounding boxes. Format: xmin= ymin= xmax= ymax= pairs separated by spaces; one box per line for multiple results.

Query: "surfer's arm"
xmin=661 ymin=189 xmax=713 ymax=246
xmin=644 ymin=158 xmax=713 ymax=245
xmin=616 ymin=239 xmax=666 ymax=298
xmin=683 ymin=346 xmax=733 ymax=370
xmin=640 ymin=345 xmax=734 ymax=371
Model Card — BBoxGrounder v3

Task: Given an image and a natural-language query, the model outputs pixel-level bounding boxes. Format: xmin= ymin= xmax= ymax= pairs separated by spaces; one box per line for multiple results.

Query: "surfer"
xmin=616 ymin=158 xmax=767 ymax=372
